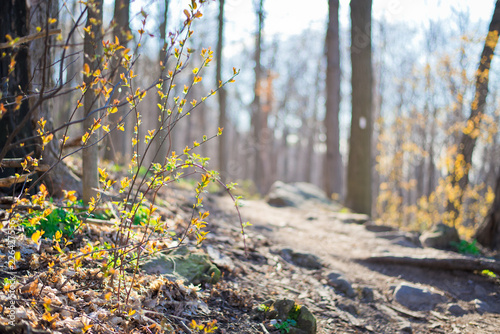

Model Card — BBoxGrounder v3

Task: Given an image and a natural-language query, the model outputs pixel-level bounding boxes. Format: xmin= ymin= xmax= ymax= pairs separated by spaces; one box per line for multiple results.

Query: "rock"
xmin=326 ymin=272 xmax=356 ymax=298
xmin=361 ymin=286 xmax=375 ymax=302
xmin=473 ymin=299 xmax=493 ymax=314
xmin=447 ymin=303 xmax=467 ymax=316
xmin=266 ymin=181 xmax=334 ymax=208
xmin=393 ymin=283 xmax=444 ymax=311
xmin=206 ymin=245 xmax=235 ymax=271
xmin=141 ymin=246 xmax=221 ymax=285
xmin=419 ymin=223 xmax=460 ymax=250
xmin=265 ymin=299 xmax=317 ymax=334
xmin=398 ymin=322 xmax=413 ymax=333
xmin=474 ymin=284 xmax=487 ymax=296
xmin=280 ymin=248 xmax=323 ymax=270
xmin=376 ymin=231 xmax=421 ymax=248
xmin=337 ymin=301 xmax=358 ymax=315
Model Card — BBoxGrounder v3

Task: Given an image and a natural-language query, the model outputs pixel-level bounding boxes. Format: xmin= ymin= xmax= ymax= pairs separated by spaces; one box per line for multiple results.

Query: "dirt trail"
xmin=212 ymin=195 xmax=500 ymax=333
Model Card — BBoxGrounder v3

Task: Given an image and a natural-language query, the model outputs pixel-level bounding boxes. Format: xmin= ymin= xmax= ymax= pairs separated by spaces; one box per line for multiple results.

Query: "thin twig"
xmin=0 ymin=29 xmax=61 ymax=49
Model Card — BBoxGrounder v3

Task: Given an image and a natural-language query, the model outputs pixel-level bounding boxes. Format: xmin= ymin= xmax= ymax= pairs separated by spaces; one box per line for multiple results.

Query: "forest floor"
xmin=1 ymin=184 xmax=500 ymax=333
xmin=207 ymin=191 xmax=500 ymax=333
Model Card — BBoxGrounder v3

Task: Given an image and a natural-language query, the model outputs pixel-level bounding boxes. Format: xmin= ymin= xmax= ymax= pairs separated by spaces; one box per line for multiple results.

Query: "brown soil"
xmin=206 ymin=193 xmax=500 ymax=333
xmin=1 ymin=187 xmax=500 ymax=334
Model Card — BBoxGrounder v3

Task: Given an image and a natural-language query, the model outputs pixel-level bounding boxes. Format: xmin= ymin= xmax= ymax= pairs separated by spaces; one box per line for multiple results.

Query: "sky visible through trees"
xmin=2 ymin=0 xmax=500 ymax=240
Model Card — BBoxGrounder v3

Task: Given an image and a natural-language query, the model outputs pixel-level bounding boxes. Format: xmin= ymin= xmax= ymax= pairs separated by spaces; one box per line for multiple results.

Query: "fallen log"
xmin=358 ymin=254 xmax=500 ymax=273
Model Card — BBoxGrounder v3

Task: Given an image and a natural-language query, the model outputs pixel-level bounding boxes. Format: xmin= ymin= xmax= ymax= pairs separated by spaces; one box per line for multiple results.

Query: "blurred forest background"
xmin=2 ymin=0 xmax=500 ymax=246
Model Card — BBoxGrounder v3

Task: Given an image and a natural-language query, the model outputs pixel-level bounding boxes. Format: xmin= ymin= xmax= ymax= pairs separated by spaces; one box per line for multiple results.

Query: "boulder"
xmin=141 ymin=246 xmax=221 ymax=285
xmin=393 ymin=283 xmax=444 ymax=311
xmin=420 ymin=223 xmax=460 ymax=250
xmin=266 ymin=181 xmax=334 ymax=208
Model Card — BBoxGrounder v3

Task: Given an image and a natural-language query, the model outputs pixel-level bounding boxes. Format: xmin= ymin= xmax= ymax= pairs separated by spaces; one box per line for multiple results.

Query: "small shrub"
xmin=271 ymin=319 xmax=297 ymax=334
xmin=22 ymin=207 xmax=79 ymax=240
xmin=450 ymin=239 xmax=481 ymax=255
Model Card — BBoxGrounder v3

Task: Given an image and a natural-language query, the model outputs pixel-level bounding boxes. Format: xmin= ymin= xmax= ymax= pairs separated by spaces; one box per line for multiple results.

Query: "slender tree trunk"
xmin=103 ymin=0 xmax=130 ymax=163
xmin=29 ymin=0 xmax=82 ymax=197
xmin=324 ymin=0 xmax=342 ymax=198
xmin=427 ymin=106 xmax=438 ymax=197
xmin=446 ymin=0 xmax=500 ymax=223
xmin=345 ymin=0 xmax=373 ymax=215
xmin=216 ymin=0 xmax=228 ymax=181
xmin=251 ymin=0 xmax=265 ymax=194
xmin=154 ymin=0 xmax=170 ymax=164
xmin=82 ymin=0 xmax=103 ymax=203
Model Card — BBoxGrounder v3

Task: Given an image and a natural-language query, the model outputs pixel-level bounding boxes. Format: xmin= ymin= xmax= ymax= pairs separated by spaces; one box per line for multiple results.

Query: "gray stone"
xmin=447 ymin=303 xmax=467 ymax=316
xmin=393 ymin=283 xmax=444 ymax=311
xmin=326 ymin=272 xmax=356 ymax=298
xmin=281 ymin=248 xmax=323 ymax=270
xmin=419 ymin=223 xmax=460 ymax=250
xmin=141 ymin=246 xmax=221 ymax=285
xmin=337 ymin=301 xmax=358 ymax=315
xmin=361 ymin=286 xmax=375 ymax=302
xmin=398 ymin=322 xmax=413 ymax=333
xmin=206 ymin=245 xmax=235 ymax=271
xmin=266 ymin=181 xmax=334 ymax=208
xmin=473 ymin=299 xmax=493 ymax=314
xmin=474 ymin=284 xmax=487 ymax=296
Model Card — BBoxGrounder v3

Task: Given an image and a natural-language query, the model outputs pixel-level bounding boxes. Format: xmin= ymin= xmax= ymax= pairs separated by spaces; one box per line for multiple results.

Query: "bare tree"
xmin=216 ymin=0 xmax=228 ymax=180
xmin=446 ymin=0 xmax=500 ymax=223
xmin=0 ymin=0 xmax=82 ymax=197
xmin=82 ymin=0 xmax=103 ymax=203
xmin=103 ymin=0 xmax=131 ymax=162
xmin=154 ymin=0 xmax=170 ymax=164
xmin=0 ymin=1 xmax=36 ymax=194
xmin=346 ymin=0 xmax=373 ymax=215
xmin=251 ymin=0 xmax=268 ymax=194
xmin=324 ymin=0 xmax=342 ymax=198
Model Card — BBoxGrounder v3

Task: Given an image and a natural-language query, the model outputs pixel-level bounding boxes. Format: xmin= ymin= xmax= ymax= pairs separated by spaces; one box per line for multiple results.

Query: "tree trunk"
xmin=216 ymin=0 xmax=228 ymax=181
xmin=103 ymin=0 xmax=130 ymax=163
xmin=345 ymin=0 xmax=373 ymax=216
xmin=154 ymin=0 xmax=170 ymax=164
xmin=475 ymin=169 xmax=500 ymax=250
xmin=0 ymin=0 xmax=81 ymax=197
xmin=0 ymin=0 xmax=34 ymax=196
xmin=324 ymin=0 xmax=342 ymax=198
xmin=29 ymin=0 xmax=82 ymax=197
xmin=251 ymin=0 xmax=266 ymax=194
xmin=82 ymin=0 xmax=103 ymax=204
xmin=446 ymin=0 xmax=500 ymax=224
